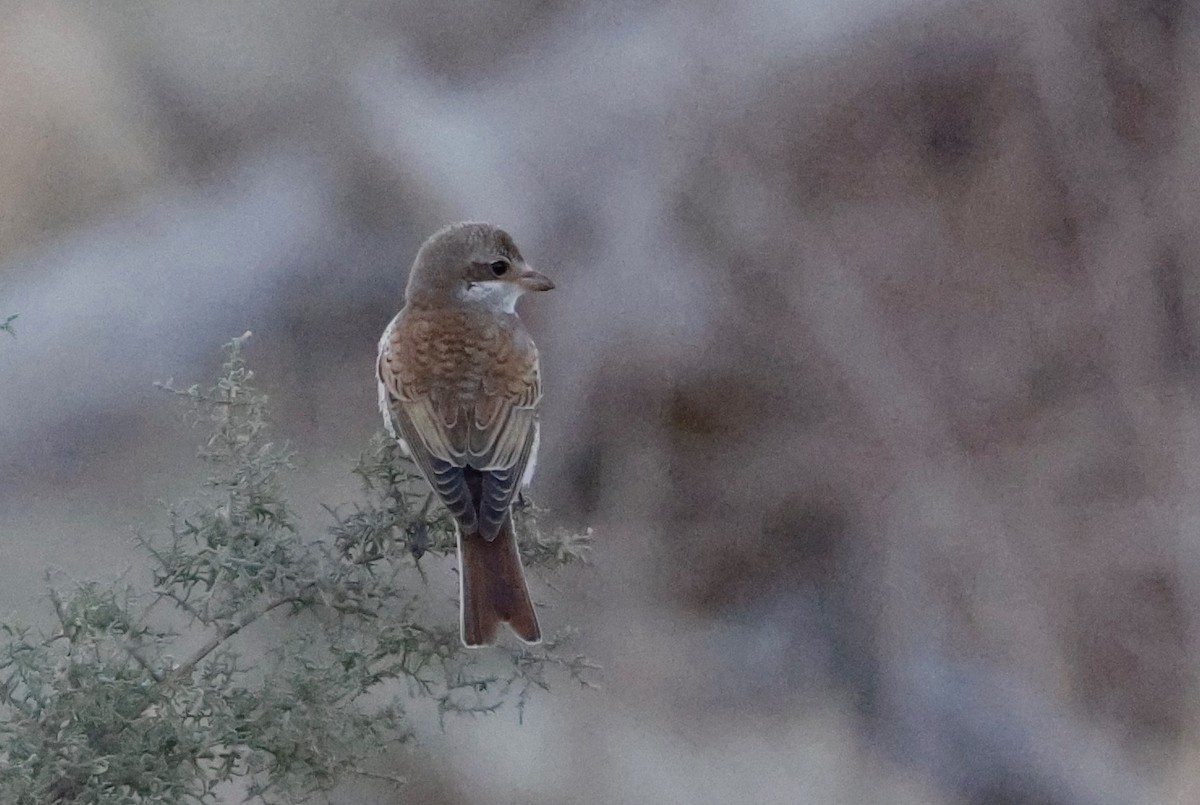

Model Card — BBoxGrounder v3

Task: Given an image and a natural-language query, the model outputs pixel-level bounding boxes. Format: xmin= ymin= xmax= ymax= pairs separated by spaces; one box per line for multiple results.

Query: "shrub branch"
xmin=0 ymin=332 xmax=595 ymax=804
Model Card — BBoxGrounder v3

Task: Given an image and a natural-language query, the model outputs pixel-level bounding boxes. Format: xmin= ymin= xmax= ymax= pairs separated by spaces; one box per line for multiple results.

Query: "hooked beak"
xmin=517 ymin=267 xmax=555 ymax=292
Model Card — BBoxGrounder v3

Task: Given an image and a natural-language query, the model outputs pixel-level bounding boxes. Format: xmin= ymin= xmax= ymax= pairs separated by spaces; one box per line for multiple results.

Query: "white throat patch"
xmin=462 ymin=280 xmax=522 ymax=313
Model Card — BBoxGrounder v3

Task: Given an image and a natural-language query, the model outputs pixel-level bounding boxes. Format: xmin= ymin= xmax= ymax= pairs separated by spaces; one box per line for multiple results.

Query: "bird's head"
xmin=405 ymin=222 xmax=554 ymax=312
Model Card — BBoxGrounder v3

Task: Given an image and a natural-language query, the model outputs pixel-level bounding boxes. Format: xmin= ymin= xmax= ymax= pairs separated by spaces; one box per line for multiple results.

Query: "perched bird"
xmin=377 ymin=222 xmax=554 ymax=646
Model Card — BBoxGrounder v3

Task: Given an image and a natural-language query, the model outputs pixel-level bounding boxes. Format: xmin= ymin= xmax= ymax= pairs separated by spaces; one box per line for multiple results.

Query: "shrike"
xmin=377 ymin=222 xmax=553 ymax=646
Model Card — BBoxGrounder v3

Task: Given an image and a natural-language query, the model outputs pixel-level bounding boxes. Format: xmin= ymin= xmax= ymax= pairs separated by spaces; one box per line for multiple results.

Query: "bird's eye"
xmin=489 ymin=260 xmax=510 ymax=277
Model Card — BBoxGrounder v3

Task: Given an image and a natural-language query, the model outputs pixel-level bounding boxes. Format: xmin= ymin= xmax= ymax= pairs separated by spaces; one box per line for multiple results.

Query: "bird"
xmin=376 ymin=222 xmax=554 ymax=646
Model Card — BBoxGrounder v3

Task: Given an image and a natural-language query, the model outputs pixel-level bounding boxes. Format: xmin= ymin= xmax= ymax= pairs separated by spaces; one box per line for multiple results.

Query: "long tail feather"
xmin=458 ymin=515 xmax=541 ymax=646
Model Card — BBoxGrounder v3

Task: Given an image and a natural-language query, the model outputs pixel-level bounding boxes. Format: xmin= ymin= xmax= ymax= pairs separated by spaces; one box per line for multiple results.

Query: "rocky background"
xmin=3 ymin=1 xmax=1200 ymax=802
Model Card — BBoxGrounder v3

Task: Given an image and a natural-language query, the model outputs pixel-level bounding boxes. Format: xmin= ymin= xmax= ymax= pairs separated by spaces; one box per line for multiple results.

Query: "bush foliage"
xmin=0 ymin=333 xmax=595 ymax=804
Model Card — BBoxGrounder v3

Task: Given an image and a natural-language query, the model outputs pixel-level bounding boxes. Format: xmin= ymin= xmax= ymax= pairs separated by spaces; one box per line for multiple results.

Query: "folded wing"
xmin=377 ymin=319 xmax=541 ymax=541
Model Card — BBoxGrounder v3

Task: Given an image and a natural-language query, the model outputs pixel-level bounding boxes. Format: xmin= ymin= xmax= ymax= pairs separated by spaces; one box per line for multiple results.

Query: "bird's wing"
xmin=377 ymin=316 xmax=542 ymax=539
xmin=377 ymin=320 xmax=478 ymax=531
xmin=470 ymin=354 xmax=541 ymax=539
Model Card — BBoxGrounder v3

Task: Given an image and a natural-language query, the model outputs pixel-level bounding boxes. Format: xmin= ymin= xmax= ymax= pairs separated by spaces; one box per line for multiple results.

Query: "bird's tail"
xmin=458 ymin=514 xmax=541 ymax=647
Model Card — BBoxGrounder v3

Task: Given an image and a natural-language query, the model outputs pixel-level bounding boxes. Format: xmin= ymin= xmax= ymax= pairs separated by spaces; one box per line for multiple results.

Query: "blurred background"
xmin=3 ymin=0 xmax=1200 ymax=802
